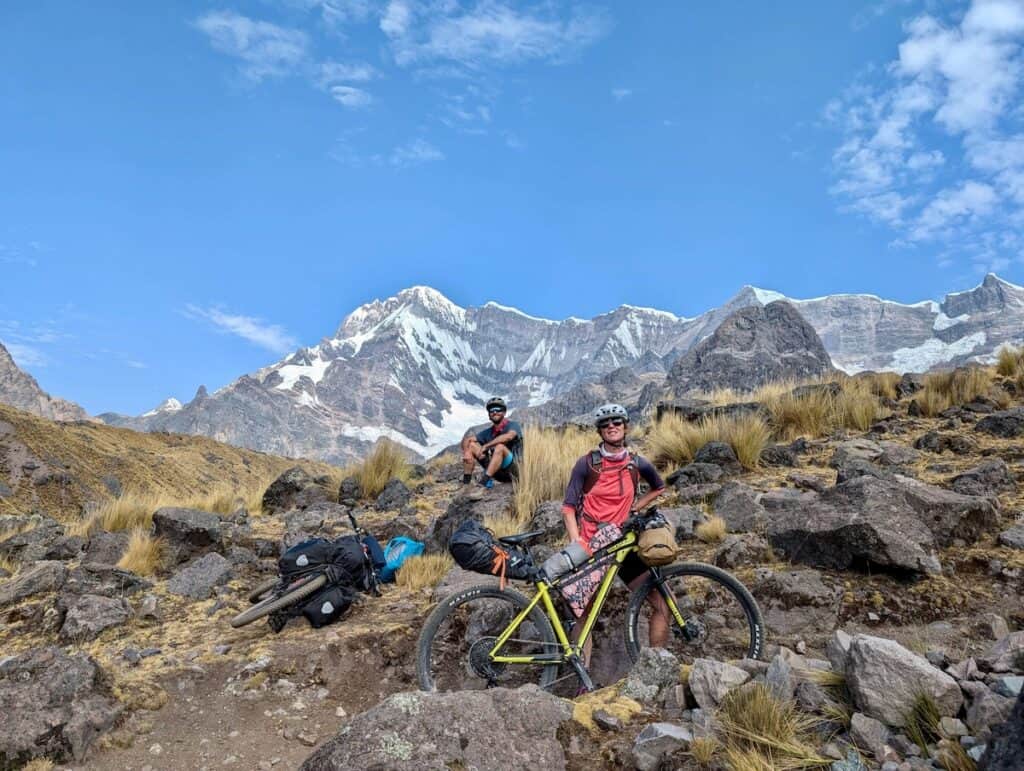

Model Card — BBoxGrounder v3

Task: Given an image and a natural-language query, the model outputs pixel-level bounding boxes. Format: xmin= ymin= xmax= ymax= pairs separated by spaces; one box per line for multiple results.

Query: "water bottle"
xmin=542 ymin=541 xmax=591 ymax=581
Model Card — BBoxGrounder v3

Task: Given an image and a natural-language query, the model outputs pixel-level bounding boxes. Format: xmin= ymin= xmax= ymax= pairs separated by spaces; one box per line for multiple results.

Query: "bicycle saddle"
xmin=497 ymin=529 xmax=545 ymax=546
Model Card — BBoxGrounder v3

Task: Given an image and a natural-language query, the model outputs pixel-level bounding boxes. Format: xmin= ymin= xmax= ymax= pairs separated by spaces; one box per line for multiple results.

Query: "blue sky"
xmin=2 ymin=0 xmax=1023 ymax=415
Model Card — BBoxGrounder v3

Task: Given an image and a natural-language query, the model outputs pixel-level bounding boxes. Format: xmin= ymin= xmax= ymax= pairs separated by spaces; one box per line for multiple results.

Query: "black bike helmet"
xmin=485 ymin=396 xmax=507 ymax=411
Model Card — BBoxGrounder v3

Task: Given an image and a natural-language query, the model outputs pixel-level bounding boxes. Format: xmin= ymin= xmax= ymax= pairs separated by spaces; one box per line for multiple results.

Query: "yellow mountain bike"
xmin=416 ymin=509 xmax=764 ymax=693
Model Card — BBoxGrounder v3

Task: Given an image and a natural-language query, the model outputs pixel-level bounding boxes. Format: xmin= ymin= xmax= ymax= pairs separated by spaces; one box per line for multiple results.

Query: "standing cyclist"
xmin=561 ymin=403 xmax=669 ymax=668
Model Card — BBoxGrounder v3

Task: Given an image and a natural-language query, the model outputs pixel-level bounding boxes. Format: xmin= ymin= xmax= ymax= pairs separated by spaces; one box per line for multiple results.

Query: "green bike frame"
xmin=487 ymin=530 xmax=687 ymax=666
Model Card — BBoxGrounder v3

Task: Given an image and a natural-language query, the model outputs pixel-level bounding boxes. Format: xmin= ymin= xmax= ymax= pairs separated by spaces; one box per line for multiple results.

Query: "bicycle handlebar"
xmin=622 ymin=506 xmax=662 ymax=533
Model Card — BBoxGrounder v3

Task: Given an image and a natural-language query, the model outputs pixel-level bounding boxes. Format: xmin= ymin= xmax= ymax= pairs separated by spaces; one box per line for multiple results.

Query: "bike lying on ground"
xmin=416 ymin=508 xmax=764 ymax=693
xmin=230 ymin=511 xmax=382 ymax=629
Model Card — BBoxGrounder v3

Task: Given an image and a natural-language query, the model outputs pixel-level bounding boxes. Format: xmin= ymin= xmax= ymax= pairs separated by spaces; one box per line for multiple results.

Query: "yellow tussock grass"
xmin=482 ymin=514 xmax=521 ymax=538
xmin=395 ymin=554 xmax=453 ymax=591
xmin=352 ymin=440 xmax=411 ymax=500
xmin=718 ymin=683 xmax=830 ymax=770
xmin=116 ymin=528 xmax=164 ymax=576
xmin=22 ymin=760 xmax=55 ymax=771
xmin=0 ymin=553 xmax=19 ymax=575
xmin=913 ymin=367 xmax=994 ymax=417
xmin=996 ymin=345 xmax=1024 ymax=377
xmin=689 ymin=736 xmax=719 ymax=767
xmin=648 ymin=412 xmax=771 ymax=471
xmin=696 ymin=515 xmax=727 ymax=543
xmin=513 ymin=426 xmax=594 ymax=523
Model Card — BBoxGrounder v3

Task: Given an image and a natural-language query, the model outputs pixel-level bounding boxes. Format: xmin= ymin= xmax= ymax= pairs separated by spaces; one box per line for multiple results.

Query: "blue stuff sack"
xmin=379 ymin=536 xmax=425 ymax=583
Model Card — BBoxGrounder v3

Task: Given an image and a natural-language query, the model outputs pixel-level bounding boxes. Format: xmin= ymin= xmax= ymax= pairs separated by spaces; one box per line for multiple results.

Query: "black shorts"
xmin=617 ymin=552 xmax=651 ymax=586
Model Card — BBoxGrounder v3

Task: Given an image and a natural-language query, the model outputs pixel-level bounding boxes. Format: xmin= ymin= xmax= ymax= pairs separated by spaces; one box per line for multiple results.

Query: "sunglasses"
xmin=597 ymin=418 xmax=626 ymax=429
xmin=488 ymin=407 xmax=506 ymax=414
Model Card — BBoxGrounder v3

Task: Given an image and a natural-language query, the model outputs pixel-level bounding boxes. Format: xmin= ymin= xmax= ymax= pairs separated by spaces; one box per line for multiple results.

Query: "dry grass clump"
xmin=513 ymin=426 xmax=594 ymax=522
xmin=913 ymin=367 xmax=994 ymax=417
xmin=352 ymin=440 xmax=411 ymax=500
xmin=935 ymin=739 xmax=977 ymax=771
xmin=116 ymin=528 xmax=164 ymax=576
xmin=904 ymin=693 xmax=942 ymax=753
xmin=21 ymin=759 xmax=55 ymax=771
xmin=996 ymin=345 xmax=1024 ymax=377
xmin=0 ymin=553 xmax=19 ymax=575
xmin=857 ymin=371 xmax=900 ymax=399
xmin=696 ymin=515 xmax=727 ymax=543
xmin=764 ymin=378 xmax=885 ymax=441
xmin=718 ymin=684 xmax=830 ymax=770
xmin=482 ymin=514 xmax=521 ymax=538
xmin=395 ymin=554 xmax=453 ymax=590
xmin=689 ymin=736 xmax=719 ymax=767
xmin=647 ymin=412 xmax=770 ymax=471
xmin=70 ymin=492 xmax=166 ymax=537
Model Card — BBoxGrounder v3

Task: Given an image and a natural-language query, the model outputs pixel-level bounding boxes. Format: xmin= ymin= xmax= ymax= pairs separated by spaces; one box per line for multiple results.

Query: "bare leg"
xmin=461 ymin=437 xmax=484 ymax=476
xmin=628 ymin=573 xmax=670 ymax=648
xmin=570 ymin=596 xmax=596 ymax=667
xmin=486 ymin=444 xmax=510 ymax=477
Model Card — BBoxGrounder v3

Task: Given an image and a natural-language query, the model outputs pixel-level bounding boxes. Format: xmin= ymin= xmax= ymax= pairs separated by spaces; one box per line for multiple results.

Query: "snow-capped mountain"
xmin=100 ymin=275 xmax=1024 ymax=464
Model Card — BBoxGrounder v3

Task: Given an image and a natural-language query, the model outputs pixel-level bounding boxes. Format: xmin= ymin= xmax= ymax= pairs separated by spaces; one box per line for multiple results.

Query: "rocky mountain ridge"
xmin=101 ymin=275 xmax=1024 ymax=463
xmin=0 ymin=342 xmax=90 ymax=423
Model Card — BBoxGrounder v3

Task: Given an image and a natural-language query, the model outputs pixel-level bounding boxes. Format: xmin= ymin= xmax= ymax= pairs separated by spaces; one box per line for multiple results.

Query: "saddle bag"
xmin=448 ymin=520 xmax=531 ymax=585
xmin=300 ymin=583 xmax=356 ymax=628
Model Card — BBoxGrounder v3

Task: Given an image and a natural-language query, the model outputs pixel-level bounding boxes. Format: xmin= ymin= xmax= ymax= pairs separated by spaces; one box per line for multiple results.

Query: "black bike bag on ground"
xmin=448 ymin=520 xmax=531 ymax=582
xmin=278 ymin=535 xmax=371 ymax=590
xmin=278 ymin=538 xmax=338 ymax=577
xmin=301 ymin=583 xmax=356 ymax=628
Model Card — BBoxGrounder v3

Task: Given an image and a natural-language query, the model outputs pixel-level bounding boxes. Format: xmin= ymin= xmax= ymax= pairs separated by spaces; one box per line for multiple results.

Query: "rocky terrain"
xmin=94 ymin=274 xmax=1024 ymax=464
xmin=0 ymin=342 xmax=89 ymax=423
xmin=2 ymin=360 xmax=1023 ymax=770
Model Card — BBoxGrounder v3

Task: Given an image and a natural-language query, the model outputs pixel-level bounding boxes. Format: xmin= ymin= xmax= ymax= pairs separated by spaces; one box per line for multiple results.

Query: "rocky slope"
xmin=2 ymin=365 xmax=1022 ymax=769
xmin=0 ymin=341 xmax=89 ymax=422
xmin=98 ymin=275 xmax=1024 ymax=464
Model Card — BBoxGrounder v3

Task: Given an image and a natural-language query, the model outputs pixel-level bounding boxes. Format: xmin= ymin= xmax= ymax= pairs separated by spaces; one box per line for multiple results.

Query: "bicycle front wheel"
xmin=625 ymin=563 xmax=764 ymax=664
xmin=417 ymin=584 xmax=560 ymax=692
xmin=230 ymin=573 xmax=327 ymax=628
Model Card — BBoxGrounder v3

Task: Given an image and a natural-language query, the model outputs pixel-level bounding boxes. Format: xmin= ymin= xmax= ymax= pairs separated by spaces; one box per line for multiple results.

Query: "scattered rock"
xmin=978 ymin=632 xmax=1024 ymax=673
xmin=299 ymin=686 xmax=572 ymax=770
xmin=0 ymin=647 xmax=122 ymax=765
xmin=760 ymin=444 xmax=797 ymax=467
xmin=151 ymin=507 xmax=223 ymax=565
xmin=850 ymin=712 xmax=890 ymax=757
xmin=950 ymin=459 xmax=1016 ymax=498
xmin=166 ymin=553 xmax=232 ymax=600
xmin=992 ymin=676 xmax=1023 ymax=699
xmin=961 ymin=681 xmax=1015 ymax=734
xmin=714 ymin=533 xmax=772 ymax=569
xmin=688 ymin=658 xmax=750 ymax=711
xmin=757 ymin=570 xmax=841 ymax=638
xmin=621 ymin=647 xmax=680 ymax=703
xmin=693 ymin=442 xmax=743 ymax=475
xmin=375 ymin=479 xmax=411 ymax=511
xmin=787 ymin=472 xmax=827 ymax=493
xmin=63 ymin=562 xmax=151 ymax=598
xmin=631 ymin=722 xmax=693 ymax=771
xmin=975 ymin=408 xmax=1024 ymax=438
xmin=666 ymin=462 xmax=723 ymax=487
xmin=262 ymin=467 xmax=329 ymax=515
xmin=997 ymin=525 xmax=1024 ymax=550
xmin=846 ymin=634 xmax=963 ymax=726
xmin=0 ymin=560 xmax=67 ymax=608
xmin=337 ymin=475 xmax=361 ymax=505
xmin=281 ymin=501 xmax=354 ymax=550
xmin=83 ymin=531 xmax=130 ymax=565
xmin=979 ymin=688 xmax=1024 ymax=770
xmin=659 ymin=506 xmax=706 ymax=542
xmin=60 ymin=594 xmax=130 ymax=641
xmin=914 ymin=431 xmax=977 ymax=455
xmin=424 ymin=483 xmax=515 ymax=553
xmin=830 ymin=439 xmax=884 ymax=469
xmin=713 ymin=482 xmax=766 ymax=532
xmin=766 ymin=654 xmax=796 ymax=701
xmin=0 ymin=517 xmax=65 ymax=562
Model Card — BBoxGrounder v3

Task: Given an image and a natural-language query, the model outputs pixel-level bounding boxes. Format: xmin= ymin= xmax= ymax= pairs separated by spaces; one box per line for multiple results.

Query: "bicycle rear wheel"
xmin=417 ymin=584 xmax=560 ymax=692
xmin=230 ymin=573 xmax=327 ymax=628
xmin=625 ymin=563 xmax=764 ymax=664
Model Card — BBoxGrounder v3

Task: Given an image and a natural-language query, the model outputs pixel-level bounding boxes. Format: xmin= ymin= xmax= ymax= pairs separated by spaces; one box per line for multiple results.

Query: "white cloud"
xmin=184 ymin=305 xmax=298 ymax=353
xmin=389 ymin=138 xmax=445 ymax=166
xmin=319 ymin=60 xmax=377 ymax=84
xmin=2 ymin=340 xmax=48 ymax=368
xmin=611 ymin=87 xmax=631 ymax=101
xmin=826 ymin=0 xmax=1024 ymax=263
xmin=330 ymin=85 xmax=373 ymax=107
xmin=381 ymin=1 xmax=611 ymax=69
xmin=195 ymin=11 xmax=309 ymax=82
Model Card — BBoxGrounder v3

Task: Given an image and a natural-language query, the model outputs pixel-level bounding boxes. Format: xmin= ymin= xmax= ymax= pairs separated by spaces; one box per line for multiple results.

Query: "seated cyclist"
xmin=460 ymin=397 xmax=523 ymax=488
xmin=561 ymin=403 xmax=668 ymax=667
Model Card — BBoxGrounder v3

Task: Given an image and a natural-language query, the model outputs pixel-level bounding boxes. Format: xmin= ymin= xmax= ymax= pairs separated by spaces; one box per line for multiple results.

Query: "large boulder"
xmin=375 ymin=479 xmax=411 ymax=511
xmin=0 ymin=560 xmax=67 ymax=608
xmin=151 ymin=507 xmax=223 ymax=564
xmin=756 ymin=569 xmax=841 ymax=639
xmin=765 ymin=475 xmax=997 ymax=575
xmin=950 ymin=459 xmax=1016 ymax=498
xmin=300 ymin=686 xmax=572 ymax=771
xmin=688 ymin=658 xmax=750 ymax=710
xmin=261 ymin=466 xmax=330 ymax=515
xmin=0 ymin=516 xmax=66 ymax=562
xmin=975 ymin=408 xmax=1024 ymax=438
xmin=0 ymin=647 xmax=122 ymax=766
xmin=62 ymin=562 xmax=151 ymax=598
xmin=998 ymin=525 xmax=1024 ymax=549
xmin=424 ymin=484 xmax=515 ymax=553
xmin=713 ymin=482 xmax=766 ymax=532
xmin=281 ymin=501 xmax=354 ymax=551
xmin=845 ymin=634 xmax=963 ymax=726
xmin=60 ymin=594 xmax=130 ymax=641
xmin=980 ymin=687 xmax=1024 ymax=770
xmin=693 ymin=442 xmax=743 ymax=475
xmin=83 ymin=531 xmax=130 ymax=565
xmin=666 ymin=301 xmax=834 ymax=394
xmin=166 ymin=552 xmax=232 ymax=600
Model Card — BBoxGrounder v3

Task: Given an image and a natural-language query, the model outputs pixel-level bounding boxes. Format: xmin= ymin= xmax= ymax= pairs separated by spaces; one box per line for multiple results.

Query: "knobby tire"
xmin=230 ymin=573 xmax=328 ymax=628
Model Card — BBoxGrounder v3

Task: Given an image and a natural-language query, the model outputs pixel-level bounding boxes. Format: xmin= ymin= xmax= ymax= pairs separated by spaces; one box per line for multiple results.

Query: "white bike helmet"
xmin=592 ymin=403 xmax=629 ymax=426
